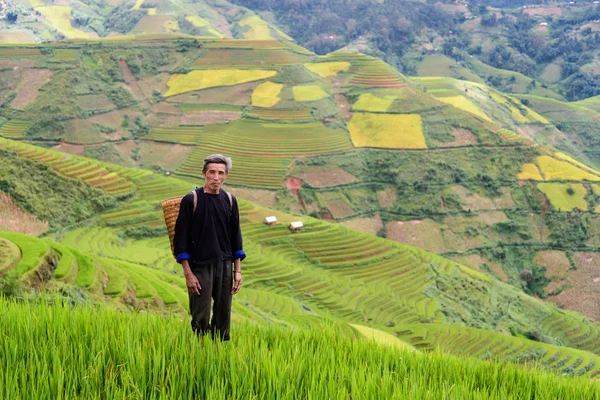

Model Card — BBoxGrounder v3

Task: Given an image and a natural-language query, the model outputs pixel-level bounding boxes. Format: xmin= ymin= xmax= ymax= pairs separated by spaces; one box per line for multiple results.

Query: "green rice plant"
xmin=71 ymin=248 xmax=96 ymax=288
xmin=2 ymin=298 xmax=600 ymax=399
xmin=0 ymin=232 xmax=49 ymax=276
xmin=49 ymin=243 xmax=77 ymax=281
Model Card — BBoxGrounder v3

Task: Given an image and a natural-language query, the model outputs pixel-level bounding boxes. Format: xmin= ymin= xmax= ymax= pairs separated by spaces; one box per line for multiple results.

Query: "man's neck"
xmin=203 ymin=184 xmax=220 ymax=195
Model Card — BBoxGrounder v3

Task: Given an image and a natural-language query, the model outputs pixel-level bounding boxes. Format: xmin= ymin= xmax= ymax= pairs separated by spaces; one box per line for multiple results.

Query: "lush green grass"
xmin=537 ymin=183 xmax=588 ymax=212
xmin=0 ymin=231 xmax=49 ymax=276
xmin=1 ymin=298 xmax=599 ymax=399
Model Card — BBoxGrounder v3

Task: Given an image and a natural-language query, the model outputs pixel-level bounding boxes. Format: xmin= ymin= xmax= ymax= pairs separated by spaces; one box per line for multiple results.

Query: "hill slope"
xmin=4 ymin=139 xmax=600 ymax=378
xmin=2 ymin=36 xmax=600 ymax=322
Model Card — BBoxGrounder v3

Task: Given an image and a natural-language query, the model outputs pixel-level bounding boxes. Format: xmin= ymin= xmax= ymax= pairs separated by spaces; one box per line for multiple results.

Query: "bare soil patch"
xmin=0 ymin=59 xmax=35 ymax=69
xmin=88 ymin=110 xmax=143 ymax=132
xmin=0 ymin=32 xmax=36 ymax=43
xmin=335 ymin=94 xmax=352 ymax=121
xmin=377 ymin=187 xmax=397 ymax=208
xmin=0 ymin=193 xmax=48 ymax=236
xmin=533 ymin=250 xmax=570 ymax=279
xmin=118 ymin=60 xmax=136 ymax=84
xmin=78 ymin=94 xmax=114 ymax=111
xmin=517 ymin=125 xmax=544 ymax=141
xmin=138 ymin=142 xmax=194 ymax=171
xmin=477 ymin=211 xmax=508 ymax=225
xmin=340 ymin=215 xmax=383 ymax=236
xmin=51 ymin=142 xmax=85 ymax=156
xmin=449 ymin=254 xmax=508 ymax=282
xmin=114 ymin=140 xmax=138 ymax=158
xmin=450 ymin=185 xmax=495 ymax=211
xmin=167 ymin=81 xmax=259 ymax=106
xmin=151 ymin=102 xmax=182 ymax=115
xmin=294 ymin=167 xmax=358 ymax=188
xmin=320 ymin=196 xmax=354 ymax=219
xmin=224 ymin=186 xmax=277 ymax=208
xmin=144 ymin=113 xmax=181 ymax=127
xmin=549 ymin=252 xmax=600 ymax=321
xmin=10 ymin=68 xmax=53 ymax=109
xmin=138 ymin=72 xmax=170 ymax=98
xmin=386 ymin=219 xmax=448 ymax=253
xmin=181 ymin=111 xmax=242 ymax=125
xmin=524 ymin=6 xmax=562 ymax=16
xmin=433 ymin=128 xmax=478 ymax=147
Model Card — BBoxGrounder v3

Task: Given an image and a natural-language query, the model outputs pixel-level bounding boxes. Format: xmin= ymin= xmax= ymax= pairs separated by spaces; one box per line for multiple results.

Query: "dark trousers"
xmin=189 ymin=260 xmax=233 ymax=341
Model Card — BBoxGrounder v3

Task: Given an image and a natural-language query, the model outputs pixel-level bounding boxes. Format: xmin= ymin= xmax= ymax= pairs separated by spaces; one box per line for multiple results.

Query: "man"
xmin=173 ymin=154 xmax=245 ymax=341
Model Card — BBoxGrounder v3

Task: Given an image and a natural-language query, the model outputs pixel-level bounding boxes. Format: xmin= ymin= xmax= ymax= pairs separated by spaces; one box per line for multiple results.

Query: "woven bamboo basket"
xmin=162 ymin=196 xmax=185 ymax=256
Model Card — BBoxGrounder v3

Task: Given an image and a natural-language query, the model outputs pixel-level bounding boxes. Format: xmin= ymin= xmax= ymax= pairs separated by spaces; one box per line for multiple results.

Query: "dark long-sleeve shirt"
xmin=173 ymin=188 xmax=245 ymax=268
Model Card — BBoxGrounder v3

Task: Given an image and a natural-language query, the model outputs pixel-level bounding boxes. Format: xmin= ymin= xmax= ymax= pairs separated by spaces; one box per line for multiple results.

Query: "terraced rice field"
xmin=164 ymin=70 xmax=277 ymax=97
xmin=351 ymin=93 xmax=396 ymax=112
xmin=191 ymin=48 xmax=310 ymax=70
xmin=0 ymin=120 xmax=29 ymax=138
xmin=304 ymin=62 xmax=350 ymax=77
xmin=251 ymin=81 xmax=283 ymax=107
xmin=185 ymin=16 xmax=223 ymax=38
xmin=346 ymin=55 xmax=406 ymax=87
xmin=438 ymin=96 xmax=492 ymax=122
xmin=537 ymin=183 xmax=588 ymax=212
xmin=178 ymin=149 xmax=292 ymax=188
xmin=537 ymin=156 xmax=600 ymax=181
xmin=396 ymin=323 xmax=600 ymax=377
xmin=0 ymin=139 xmax=135 ymax=196
xmin=249 ymin=108 xmax=313 ymax=121
xmin=348 ymin=112 xmax=426 ymax=149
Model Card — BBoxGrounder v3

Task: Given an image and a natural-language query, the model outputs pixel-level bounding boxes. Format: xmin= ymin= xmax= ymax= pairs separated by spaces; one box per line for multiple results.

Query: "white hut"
xmin=264 ymin=216 xmax=278 ymax=226
xmin=289 ymin=221 xmax=304 ymax=232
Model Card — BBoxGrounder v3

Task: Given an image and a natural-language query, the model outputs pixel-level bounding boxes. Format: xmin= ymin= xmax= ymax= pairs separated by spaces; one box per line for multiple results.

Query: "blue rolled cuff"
xmin=176 ymin=252 xmax=191 ymax=263
xmin=233 ymin=250 xmax=246 ymax=261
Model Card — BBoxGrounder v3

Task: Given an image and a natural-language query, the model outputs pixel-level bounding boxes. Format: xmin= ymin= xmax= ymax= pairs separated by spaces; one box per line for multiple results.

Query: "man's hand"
xmin=232 ymin=271 xmax=242 ymax=294
xmin=182 ymin=261 xmax=201 ymax=295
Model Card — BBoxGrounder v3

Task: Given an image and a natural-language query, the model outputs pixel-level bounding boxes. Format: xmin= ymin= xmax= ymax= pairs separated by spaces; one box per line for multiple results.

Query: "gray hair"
xmin=203 ymin=154 xmax=232 ymax=173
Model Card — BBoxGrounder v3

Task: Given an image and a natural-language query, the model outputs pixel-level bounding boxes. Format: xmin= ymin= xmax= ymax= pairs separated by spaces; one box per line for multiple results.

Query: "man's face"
xmin=203 ymin=163 xmax=228 ymax=192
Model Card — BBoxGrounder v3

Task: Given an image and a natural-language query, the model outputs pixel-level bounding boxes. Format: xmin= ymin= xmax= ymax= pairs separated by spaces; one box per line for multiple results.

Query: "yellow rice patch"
xmin=304 ymin=62 xmax=350 ymax=77
xmin=147 ymin=8 xmax=156 ymax=15
xmin=349 ymin=324 xmax=414 ymax=350
xmin=555 ymin=152 xmax=600 ymax=176
xmin=238 ymin=16 xmax=274 ymax=40
xmin=537 ymin=183 xmax=588 ymax=211
xmin=517 ymin=164 xmax=544 ymax=180
xmin=352 ymin=94 xmax=396 ymax=112
xmin=133 ymin=0 xmax=144 ymax=9
xmin=29 ymin=0 xmax=45 ymax=7
xmin=438 ymin=96 xmax=492 ymax=122
xmin=348 ymin=113 xmax=426 ymax=149
xmin=36 ymin=6 xmax=90 ymax=39
xmin=537 ymin=155 xmax=600 ymax=181
xmin=165 ymin=69 xmax=277 ymax=97
xmin=292 ymin=85 xmax=329 ymax=102
xmin=186 ymin=16 xmax=210 ymax=27
xmin=252 ymin=81 xmax=283 ymax=108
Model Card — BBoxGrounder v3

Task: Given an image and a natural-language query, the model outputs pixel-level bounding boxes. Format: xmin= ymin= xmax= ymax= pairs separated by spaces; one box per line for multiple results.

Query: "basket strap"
xmin=193 ymin=190 xmax=197 ymax=213
xmin=226 ymin=191 xmax=232 ymax=210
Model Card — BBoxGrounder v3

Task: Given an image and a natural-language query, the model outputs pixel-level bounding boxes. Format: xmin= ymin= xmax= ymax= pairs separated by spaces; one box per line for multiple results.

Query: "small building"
xmin=540 ymin=22 xmax=548 ymax=26
xmin=289 ymin=221 xmax=304 ymax=232
xmin=165 ymin=171 xmax=171 ymax=176
xmin=264 ymin=216 xmax=278 ymax=226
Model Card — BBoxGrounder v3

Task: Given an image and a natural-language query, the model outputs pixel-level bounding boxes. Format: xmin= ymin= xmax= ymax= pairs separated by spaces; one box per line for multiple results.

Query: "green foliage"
xmin=2 ymin=298 xmax=600 ymax=398
xmin=121 ymin=225 xmax=167 ymax=239
xmin=0 ymin=149 xmax=116 ymax=229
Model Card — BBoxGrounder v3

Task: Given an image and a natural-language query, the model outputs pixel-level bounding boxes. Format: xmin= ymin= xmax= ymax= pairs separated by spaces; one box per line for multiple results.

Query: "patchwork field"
xmin=537 ymin=183 xmax=588 ymax=211
xmin=165 ymin=70 xmax=277 ymax=97
xmin=438 ymin=96 xmax=492 ymax=122
xmin=292 ymin=85 xmax=329 ymax=102
xmin=351 ymin=93 xmax=396 ymax=112
xmin=35 ymin=6 xmax=91 ymax=39
xmin=251 ymin=81 xmax=283 ymax=107
xmin=304 ymin=62 xmax=350 ymax=78
xmin=347 ymin=112 xmax=426 ymax=148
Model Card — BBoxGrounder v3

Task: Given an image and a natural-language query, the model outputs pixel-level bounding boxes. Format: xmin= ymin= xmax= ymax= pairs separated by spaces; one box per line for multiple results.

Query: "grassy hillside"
xmin=4 ymin=138 xmax=600 ymax=380
xmin=2 ymin=297 xmax=599 ymax=399
xmin=2 ymin=35 xmax=600 ymax=323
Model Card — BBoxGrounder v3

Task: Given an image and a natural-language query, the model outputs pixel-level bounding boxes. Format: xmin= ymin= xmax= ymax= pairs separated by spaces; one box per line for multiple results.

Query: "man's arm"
xmin=230 ymin=196 xmax=245 ymax=294
xmin=174 ymin=193 xmax=201 ymax=295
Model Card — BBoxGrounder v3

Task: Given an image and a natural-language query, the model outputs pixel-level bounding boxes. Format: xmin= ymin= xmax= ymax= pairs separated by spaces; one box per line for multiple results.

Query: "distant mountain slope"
xmin=3 ymin=138 xmax=600 ymax=378
xmin=0 ymin=0 xmax=290 ymax=42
